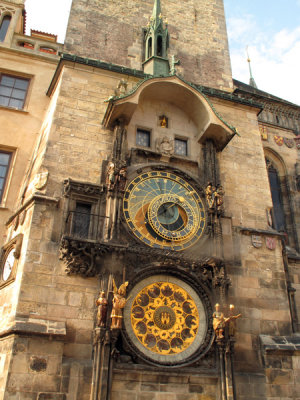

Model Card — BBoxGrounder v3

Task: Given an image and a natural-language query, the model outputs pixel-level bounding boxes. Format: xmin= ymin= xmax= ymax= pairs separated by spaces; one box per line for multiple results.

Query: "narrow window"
xmin=267 ymin=164 xmax=285 ymax=231
xmin=0 ymin=15 xmax=11 ymax=42
xmin=157 ymin=36 xmax=163 ymax=57
xmin=0 ymin=151 xmax=12 ymax=203
xmin=136 ymin=129 xmax=151 ymax=147
xmin=72 ymin=202 xmax=92 ymax=238
xmin=174 ymin=138 xmax=188 ymax=156
xmin=0 ymin=74 xmax=29 ymax=110
xmin=147 ymin=37 xmax=152 ymax=59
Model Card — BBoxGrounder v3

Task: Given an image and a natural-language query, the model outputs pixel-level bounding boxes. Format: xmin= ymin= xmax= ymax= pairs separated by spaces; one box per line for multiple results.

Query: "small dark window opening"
xmin=147 ymin=37 xmax=152 ymax=59
xmin=157 ymin=36 xmax=163 ymax=57
xmin=136 ymin=129 xmax=151 ymax=147
xmin=72 ymin=202 xmax=91 ymax=238
xmin=0 ymin=15 xmax=11 ymax=42
xmin=276 ymin=115 xmax=280 ymax=124
xmin=268 ymin=166 xmax=285 ymax=231
xmin=174 ymin=138 xmax=188 ymax=156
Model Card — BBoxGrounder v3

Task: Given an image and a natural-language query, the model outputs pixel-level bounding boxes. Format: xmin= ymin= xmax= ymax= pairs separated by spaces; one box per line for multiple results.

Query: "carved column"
xmin=202 ymin=140 xmax=219 ymax=186
xmin=217 ymin=340 xmax=227 ymax=400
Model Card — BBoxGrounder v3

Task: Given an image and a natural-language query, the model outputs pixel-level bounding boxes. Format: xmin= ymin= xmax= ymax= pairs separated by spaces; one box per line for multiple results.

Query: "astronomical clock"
xmin=120 ymin=169 xmax=214 ymax=366
xmin=123 ymin=170 xmax=206 ymax=251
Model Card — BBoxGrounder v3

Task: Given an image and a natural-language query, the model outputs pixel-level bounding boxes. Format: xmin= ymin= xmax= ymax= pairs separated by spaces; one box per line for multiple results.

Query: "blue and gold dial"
xmin=123 ymin=171 xmax=206 ymax=251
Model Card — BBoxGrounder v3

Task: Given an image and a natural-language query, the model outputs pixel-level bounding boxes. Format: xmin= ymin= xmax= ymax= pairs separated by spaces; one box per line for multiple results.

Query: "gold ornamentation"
xmin=131 ymin=282 xmax=199 ymax=355
xmin=123 ymin=171 xmax=206 ymax=251
xmin=96 ymin=291 xmax=108 ymax=327
xmin=111 ymin=279 xmax=128 ymax=329
xmin=212 ymin=303 xmax=241 ymax=340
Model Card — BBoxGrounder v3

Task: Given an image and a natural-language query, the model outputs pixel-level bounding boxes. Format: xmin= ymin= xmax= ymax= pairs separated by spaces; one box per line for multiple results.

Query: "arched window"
xmin=0 ymin=15 xmax=11 ymax=42
xmin=147 ymin=37 xmax=152 ymax=59
xmin=157 ymin=35 xmax=162 ymax=57
xmin=266 ymin=158 xmax=286 ymax=231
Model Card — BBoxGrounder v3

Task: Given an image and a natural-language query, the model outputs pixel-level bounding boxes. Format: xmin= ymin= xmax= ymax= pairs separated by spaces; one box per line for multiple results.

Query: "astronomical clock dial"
xmin=123 ymin=171 xmax=206 ymax=251
xmin=2 ymin=248 xmax=15 ymax=282
xmin=124 ymin=276 xmax=208 ymax=366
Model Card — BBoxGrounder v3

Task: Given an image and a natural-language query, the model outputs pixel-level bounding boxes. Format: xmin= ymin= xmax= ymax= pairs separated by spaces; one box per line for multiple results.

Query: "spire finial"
xmin=246 ymin=46 xmax=257 ymax=89
xmin=152 ymin=0 xmax=162 ymax=25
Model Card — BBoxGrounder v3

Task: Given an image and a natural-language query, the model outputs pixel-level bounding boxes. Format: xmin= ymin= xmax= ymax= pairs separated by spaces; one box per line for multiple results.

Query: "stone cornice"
xmin=47 ymin=54 xmax=263 ymax=111
xmin=6 ymin=194 xmax=59 ymax=226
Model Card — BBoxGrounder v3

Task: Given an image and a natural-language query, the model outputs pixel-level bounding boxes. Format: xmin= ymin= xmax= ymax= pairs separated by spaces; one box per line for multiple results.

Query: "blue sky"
xmin=25 ymin=0 xmax=300 ymax=104
xmin=224 ymin=0 xmax=300 ymax=104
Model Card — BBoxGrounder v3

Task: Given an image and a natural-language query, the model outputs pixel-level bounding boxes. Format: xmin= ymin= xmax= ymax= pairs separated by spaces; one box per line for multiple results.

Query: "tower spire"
xmin=246 ymin=46 xmax=257 ymax=89
xmin=152 ymin=0 xmax=162 ymax=27
xmin=143 ymin=0 xmax=169 ymax=76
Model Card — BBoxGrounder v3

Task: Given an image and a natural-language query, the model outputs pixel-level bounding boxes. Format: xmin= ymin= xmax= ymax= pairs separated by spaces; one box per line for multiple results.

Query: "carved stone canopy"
xmin=103 ymin=75 xmax=237 ymax=151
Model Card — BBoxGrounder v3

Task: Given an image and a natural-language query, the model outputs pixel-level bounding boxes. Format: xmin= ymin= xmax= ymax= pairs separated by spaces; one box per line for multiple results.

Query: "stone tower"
xmin=64 ymin=0 xmax=233 ymax=90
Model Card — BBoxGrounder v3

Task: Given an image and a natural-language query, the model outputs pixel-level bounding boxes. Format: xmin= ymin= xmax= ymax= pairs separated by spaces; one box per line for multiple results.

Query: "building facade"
xmin=0 ymin=0 xmax=300 ymax=399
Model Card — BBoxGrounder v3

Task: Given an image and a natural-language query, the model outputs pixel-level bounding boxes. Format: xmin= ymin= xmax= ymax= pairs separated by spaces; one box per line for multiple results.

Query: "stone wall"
xmin=111 ymin=368 xmax=219 ymax=400
xmin=64 ymin=0 xmax=232 ymax=91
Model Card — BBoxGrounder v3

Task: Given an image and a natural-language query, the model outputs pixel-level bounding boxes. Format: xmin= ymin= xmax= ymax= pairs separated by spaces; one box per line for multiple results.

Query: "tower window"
xmin=266 ymin=161 xmax=285 ymax=231
xmin=147 ymin=37 xmax=152 ymax=59
xmin=0 ymin=74 xmax=29 ymax=110
xmin=72 ymin=202 xmax=92 ymax=238
xmin=0 ymin=15 xmax=11 ymax=42
xmin=174 ymin=138 xmax=188 ymax=156
xmin=157 ymin=36 xmax=163 ymax=57
xmin=0 ymin=151 xmax=12 ymax=203
xmin=136 ymin=129 xmax=151 ymax=148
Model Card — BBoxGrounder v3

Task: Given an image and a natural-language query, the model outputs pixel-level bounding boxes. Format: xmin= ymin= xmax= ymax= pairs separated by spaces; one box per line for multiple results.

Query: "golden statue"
xmin=160 ymin=116 xmax=167 ymax=128
xmin=213 ymin=303 xmax=226 ymax=339
xmin=96 ymin=291 xmax=108 ymax=327
xmin=111 ymin=279 xmax=128 ymax=329
xmin=228 ymin=304 xmax=242 ymax=337
xmin=213 ymin=303 xmax=241 ymax=339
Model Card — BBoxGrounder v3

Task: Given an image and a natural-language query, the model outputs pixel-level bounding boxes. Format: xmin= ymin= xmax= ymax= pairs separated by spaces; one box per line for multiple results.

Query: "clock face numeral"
xmin=123 ymin=171 xmax=206 ymax=251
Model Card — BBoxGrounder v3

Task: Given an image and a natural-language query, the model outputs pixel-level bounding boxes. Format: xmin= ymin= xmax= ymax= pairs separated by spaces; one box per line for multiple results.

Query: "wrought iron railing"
xmin=63 ymin=211 xmax=107 ymax=241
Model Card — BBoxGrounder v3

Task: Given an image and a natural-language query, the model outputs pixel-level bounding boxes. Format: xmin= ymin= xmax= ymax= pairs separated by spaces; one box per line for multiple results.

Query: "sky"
xmin=24 ymin=0 xmax=300 ymax=105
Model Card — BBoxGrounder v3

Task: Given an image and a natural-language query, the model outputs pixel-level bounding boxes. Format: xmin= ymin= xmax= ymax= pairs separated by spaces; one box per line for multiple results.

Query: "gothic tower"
xmin=64 ymin=0 xmax=233 ymax=90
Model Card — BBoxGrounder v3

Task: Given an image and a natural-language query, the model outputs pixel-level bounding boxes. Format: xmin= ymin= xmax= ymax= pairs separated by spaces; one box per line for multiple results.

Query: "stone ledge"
xmin=0 ymin=317 xmax=66 ymax=338
xmin=260 ymin=334 xmax=300 ymax=353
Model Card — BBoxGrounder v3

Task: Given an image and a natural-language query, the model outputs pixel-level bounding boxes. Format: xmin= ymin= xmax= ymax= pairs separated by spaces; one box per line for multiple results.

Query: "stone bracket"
xmin=0 ymin=317 xmax=66 ymax=338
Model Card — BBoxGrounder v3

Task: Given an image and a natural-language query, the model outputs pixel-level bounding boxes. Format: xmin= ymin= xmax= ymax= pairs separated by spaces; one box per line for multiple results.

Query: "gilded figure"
xmin=111 ymin=279 xmax=129 ymax=329
xmin=96 ymin=291 xmax=108 ymax=327
xmin=213 ymin=303 xmax=226 ymax=339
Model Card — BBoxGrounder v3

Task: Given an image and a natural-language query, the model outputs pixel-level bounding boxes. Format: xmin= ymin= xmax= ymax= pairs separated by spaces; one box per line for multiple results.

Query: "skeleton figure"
xmin=111 ymin=279 xmax=129 ymax=329
xmin=106 ymin=162 xmax=116 ymax=190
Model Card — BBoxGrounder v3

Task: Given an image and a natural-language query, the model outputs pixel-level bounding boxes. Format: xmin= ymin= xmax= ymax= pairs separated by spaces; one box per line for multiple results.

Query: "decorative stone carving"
xmin=170 ymin=55 xmax=180 ymax=75
xmin=106 ymin=162 xmax=116 ymax=191
xmin=63 ymin=178 xmax=104 ymax=197
xmin=205 ymin=182 xmax=224 ymax=215
xmin=156 ymin=136 xmax=174 ymax=156
xmin=33 ymin=168 xmax=49 ymax=190
xmin=114 ymin=79 xmax=128 ymax=97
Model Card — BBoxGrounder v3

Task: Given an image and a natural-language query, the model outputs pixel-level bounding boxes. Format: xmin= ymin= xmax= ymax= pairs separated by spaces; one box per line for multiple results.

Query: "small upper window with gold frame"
xmin=159 ymin=115 xmax=168 ymax=128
